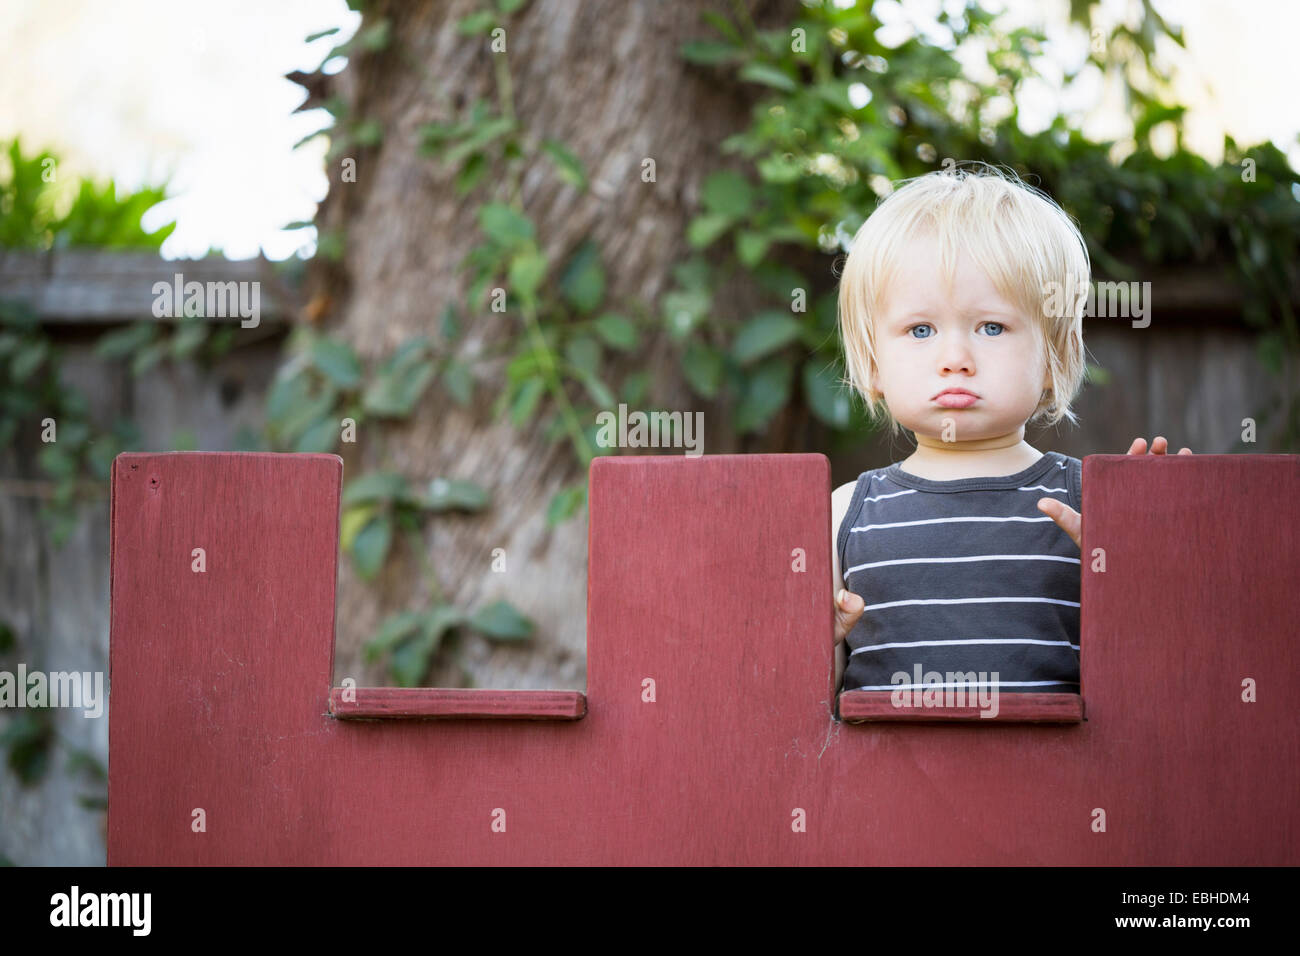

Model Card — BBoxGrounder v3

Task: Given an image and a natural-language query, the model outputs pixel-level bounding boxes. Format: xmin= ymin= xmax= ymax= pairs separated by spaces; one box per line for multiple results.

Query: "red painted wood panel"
xmin=328 ymin=688 xmax=586 ymax=720
xmin=108 ymin=451 xmax=1299 ymax=864
xmin=839 ymin=690 xmax=1083 ymax=722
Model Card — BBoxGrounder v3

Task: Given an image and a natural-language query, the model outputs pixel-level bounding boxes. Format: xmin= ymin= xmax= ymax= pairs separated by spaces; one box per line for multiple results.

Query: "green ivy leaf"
xmin=508 ymin=248 xmax=548 ymax=303
xmin=681 ymin=340 xmax=724 ymax=398
xmin=702 ymin=170 xmax=754 ymax=218
xmin=735 ymin=230 xmax=769 ymax=267
xmin=479 ymin=202 xmax=535 ymax=247
xmin=265 ymin=370 xmax=310 ymax=423
xmin=294 ymin=417 xmax=338 ymax=453
xmin=468 ymin=599 xmax=533 ymax=641
xmin=456 ymin=9 xmax=496 ymax=36
xmin=510 ymin=377 xmax=546 ymax=427
xmin=620 ymin=370 xmax=649 ymax=405
xmin=389 ymin=630 xmax=435 ymax=686
xmin=424 ymin=477 xmax=489 ymax=511
xmin=274 ymin=385 xmax=337 ymax=444
xmin=343 ymin=472 xmax=418 ymax=507
xmin=540 ymin=138 xmax=587 ymax=190
xmin=351 ymin=516 xmax=392 ymax=579
xmin=364 ymin=610 xmax=422 ymax=664
xmin=662 ymin=288 xmax=710 ymax=341
xmin=577 ymin=371 xmax=616 ymax=409
xmin=802 ymin=357 xmax=851 ymax=428
xmin=0 ymin=712 xmax=53 ymax=784
xmin=362 ymin=342 xmax=435 ymax=418
xmin=734 ymin=356 xmax=793 ymax=433
xmin=731 ymin=311 xmax=803 ymax=364
xmin=130 ymin=342 xmax=167 ymax=376
xmin=38 ymin=443 xmax=77 ymax=479
xmin=738 ymin=62 xmax=796 ymax=91
xmin=310 ymin=337 xmax=362 ymax=388
xmin=505 ymin=347 xmax=543 ymax=385
xmin=441 ymin=358 xmax=473 ymax=405
xmin=687 ymin=212 xmax=733 ymax=248
xmin=169 ymin=321 xmax=208 ymax=359
xmin=340 ymin=504 xmax=377 ymax=553
xmin=382 ymin=607 xmax=466 ymax=686
xmin=95 ymin=323 xmax=156 ymax=360
xmin=559 ymin=239 xmax=605 ymax=314
xmin=440 ymin=303 xmax=461 ymax=342
xmin=546 ymin=484 xmax=586 ymax=526
xmin=593 ymin=313 xmax=638 ymax=350
xmin=9 ymin=339 xmax=49 ymax=382
xmin=564 ymin=336 xmax=601 ymax=376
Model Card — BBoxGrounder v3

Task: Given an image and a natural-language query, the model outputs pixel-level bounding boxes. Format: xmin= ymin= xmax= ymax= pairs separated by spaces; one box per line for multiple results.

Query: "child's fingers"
xmin=834 ymin=588 xmax=864 ymax=641
xmin=1128 ymin=436 xmax=1191 ymax=456
xmin=1037 ymin=497 xmax=1081 ymax=548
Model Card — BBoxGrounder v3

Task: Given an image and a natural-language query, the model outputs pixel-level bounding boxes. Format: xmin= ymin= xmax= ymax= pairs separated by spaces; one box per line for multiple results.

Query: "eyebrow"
xmin=896 ymin=309 xmax=1016 ymax=321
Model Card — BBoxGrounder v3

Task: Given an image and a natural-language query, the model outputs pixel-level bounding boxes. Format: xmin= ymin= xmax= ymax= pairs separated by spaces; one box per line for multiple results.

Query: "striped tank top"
xmin=836 ymin=451 xmax=1083 ymax=695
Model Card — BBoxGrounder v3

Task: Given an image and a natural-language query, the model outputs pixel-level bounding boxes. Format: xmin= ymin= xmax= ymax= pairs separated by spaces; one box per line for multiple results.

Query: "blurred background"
xmin=1 ymin=0 xmax=1297 ymax=864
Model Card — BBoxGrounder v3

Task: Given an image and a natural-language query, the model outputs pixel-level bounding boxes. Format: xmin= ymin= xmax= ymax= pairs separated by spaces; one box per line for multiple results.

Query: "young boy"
xmin=830 ymin=163 xmax=1190 ymax=699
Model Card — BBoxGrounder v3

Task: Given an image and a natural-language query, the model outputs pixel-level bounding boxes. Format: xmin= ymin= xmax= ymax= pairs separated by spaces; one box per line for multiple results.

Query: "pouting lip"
xmin=932 ymin=388 xmax=979 ymax=400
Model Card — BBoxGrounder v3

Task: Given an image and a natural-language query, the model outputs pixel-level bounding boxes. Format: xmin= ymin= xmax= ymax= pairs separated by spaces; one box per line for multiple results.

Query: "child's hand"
xmin=1037 ymin=436 xmax=1194 ymax=549
xmin=1126 ymin=436 xmax=1193 ymax=456
xmin=835 ymin=588 xmax=865 ymax=644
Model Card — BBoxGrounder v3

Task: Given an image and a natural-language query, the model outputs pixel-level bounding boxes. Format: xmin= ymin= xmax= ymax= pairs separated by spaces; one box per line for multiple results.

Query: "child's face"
xmin=871 ymin=232 xmax=1050 ymax=442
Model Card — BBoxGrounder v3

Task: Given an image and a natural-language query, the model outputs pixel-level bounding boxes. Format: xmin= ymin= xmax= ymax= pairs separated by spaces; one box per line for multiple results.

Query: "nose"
xmin=938 ymin=337 xmax=974 ymax=375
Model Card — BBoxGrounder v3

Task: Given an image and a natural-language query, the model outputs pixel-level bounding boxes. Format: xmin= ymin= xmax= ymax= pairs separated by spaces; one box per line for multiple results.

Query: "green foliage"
xmin=362 ymin=595 xmax=534 ymax=687
xmin=0 ymin=709 xmax=54 ymax=785
xmin=263 ymin=325 xmax=469 ymax=454
xmin=0 ymin=617 xmax=108 ymax=809
xmin=0 ymin=136 xmax=174 ymax=251
xmin=338 ymin=469 xmax=489 ymax=581
xmin=0 ymin=137 xmax=186 ymax=542
xmin=0 ymin=295 xmax=141 ymax=544
xmin=662 ymin=0 xmax=1299 ymax=444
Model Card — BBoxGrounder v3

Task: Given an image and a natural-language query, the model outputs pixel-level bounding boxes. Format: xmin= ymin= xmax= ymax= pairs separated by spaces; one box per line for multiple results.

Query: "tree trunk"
xmin=310 ymin=0 xmax=790 ymax=691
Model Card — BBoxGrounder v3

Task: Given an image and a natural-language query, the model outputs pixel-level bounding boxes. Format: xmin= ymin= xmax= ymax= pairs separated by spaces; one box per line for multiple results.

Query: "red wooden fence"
xmin=107 ymin=451 xmax=1299 ymax=864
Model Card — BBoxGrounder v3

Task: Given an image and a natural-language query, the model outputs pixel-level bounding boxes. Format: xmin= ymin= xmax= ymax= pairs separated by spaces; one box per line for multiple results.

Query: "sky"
xmin=1 ymin=0 xmax=1295 ymax=262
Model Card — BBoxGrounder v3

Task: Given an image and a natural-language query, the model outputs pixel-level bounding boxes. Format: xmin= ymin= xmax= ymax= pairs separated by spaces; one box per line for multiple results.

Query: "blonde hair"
xmin=837 ymin=162 xmax=1089 ymax=435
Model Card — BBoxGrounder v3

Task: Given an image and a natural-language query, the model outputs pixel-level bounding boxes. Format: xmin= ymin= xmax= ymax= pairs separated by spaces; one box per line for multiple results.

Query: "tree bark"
xmin=310 ymin=0 xmax=791 ymax=691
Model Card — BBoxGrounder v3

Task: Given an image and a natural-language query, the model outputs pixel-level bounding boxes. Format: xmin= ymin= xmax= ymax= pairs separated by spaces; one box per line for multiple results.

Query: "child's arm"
xmin=831 ymin=482 xmax=865 ymax=694
xmin=1037 ymin=436 xmax=1193 ymax=548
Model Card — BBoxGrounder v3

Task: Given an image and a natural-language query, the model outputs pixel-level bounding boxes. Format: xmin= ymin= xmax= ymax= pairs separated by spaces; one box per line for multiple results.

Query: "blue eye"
xmin=907 ymin=321 xmax=1006 ymax=338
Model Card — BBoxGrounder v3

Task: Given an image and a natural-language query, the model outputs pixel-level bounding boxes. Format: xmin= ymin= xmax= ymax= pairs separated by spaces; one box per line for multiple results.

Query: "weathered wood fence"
xmin=0 ymin=251 xmax=295 ymax=865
